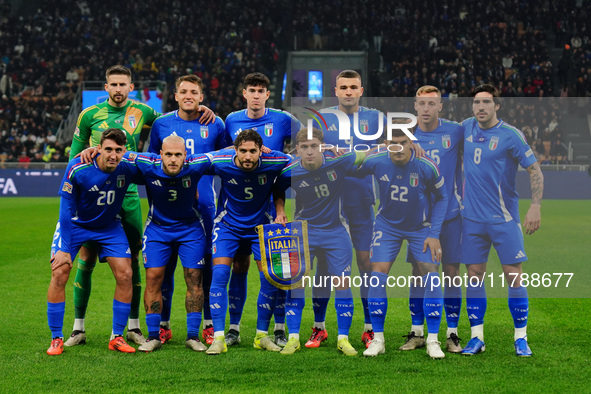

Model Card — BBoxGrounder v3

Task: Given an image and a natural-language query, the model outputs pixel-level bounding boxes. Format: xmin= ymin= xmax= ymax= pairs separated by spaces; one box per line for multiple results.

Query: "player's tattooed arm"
xmin=524 ymin=162 xmax=544 ymax=235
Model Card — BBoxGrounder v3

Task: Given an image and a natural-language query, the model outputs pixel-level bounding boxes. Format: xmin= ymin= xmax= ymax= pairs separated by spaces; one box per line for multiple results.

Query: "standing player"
xmin=400 ymin=86 xmax=465 ymax=353
xmin=360 ymin=129 xmax=448 ymax=359
xmin=275 ymin=128 xmax=375 ymax=356
xmin=223 ymin=72 xmax=302 ymax=347
xmin=47 ymin=129 xmax=140 ymax=355
xmin=205 ymin=130 xmax=291 ymax=355
xmin=132 ymin=136 xmax=212 ymax=352
xmin=147 ymin=75 xmax=231 ymax=345
xmin=460 ymin=84 xmax=543 ymax=357
xmin=65 ymin=65 xmax=159 ymax=346
xmin=313 ymin=69 xmax=387 ymax=348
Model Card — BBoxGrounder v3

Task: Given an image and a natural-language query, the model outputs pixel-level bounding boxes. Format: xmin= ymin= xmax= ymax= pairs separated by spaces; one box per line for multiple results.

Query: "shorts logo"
xmin=410 ymin=173 xmax=419 ymax=187
xmin=442 ymin=135 xmax=451 ymax=149
xmin=117 ymin=175 xmax=126 ymax=188
xmin=360 ymin=119 xmax=369 ymax=134
xmin=129 ymin=115 xmax=137 ymax=129
xmin=200 ymin=126 xmax=208 ymax=138
xmin=212 ymin=244 xmax=217 ymax=254
xmin=62 ymin=182 xmax=73 ymax=193
xmin=327 ymin=170 xmax=337 ymax=181
xmin=489 ymin=136 xmax=499 ymax=150
xmin=182 ymin=176 xmax=191 ymax=188
xmin=258 ymin=174 xmax=267 ymax=185
xmin=264 ymin=123 xmax=273 ymax=137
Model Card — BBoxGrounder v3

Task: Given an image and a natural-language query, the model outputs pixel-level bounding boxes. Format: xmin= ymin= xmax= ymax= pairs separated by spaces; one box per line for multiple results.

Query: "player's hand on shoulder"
xmin=523 ymin=204 xmax=541 ymax=235
xmin=75 ymin=146 xmax=99 ymax=164
xmin=50 ymin=250 xmax=73 ymax=271
xmin=197 ymin=105 xmax=216 ymax=125
xmin=261 ymin=145 xmax=271 ymax=154
xmin=411 ymin=142 xmax=426 ymax=158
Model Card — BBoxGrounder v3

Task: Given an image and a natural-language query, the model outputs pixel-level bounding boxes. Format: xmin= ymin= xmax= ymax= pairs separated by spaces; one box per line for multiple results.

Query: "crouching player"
xmin=47 ymin=129 xmax=141 ymax=355
xmin=274 ymin=128 xmax=375 ymax=356
xmin=359 ymin=129 xmax=448 ymax=359
xmin=132 ymin=135 xmax=212 ymax=352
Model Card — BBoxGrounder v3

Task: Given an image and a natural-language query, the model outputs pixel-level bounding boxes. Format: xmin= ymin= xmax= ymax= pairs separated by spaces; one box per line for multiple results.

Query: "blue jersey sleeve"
xmin=421 ymin=158 xmax=447 ymax=238
xmin=509 ymin=129 xmax=537 ymax=169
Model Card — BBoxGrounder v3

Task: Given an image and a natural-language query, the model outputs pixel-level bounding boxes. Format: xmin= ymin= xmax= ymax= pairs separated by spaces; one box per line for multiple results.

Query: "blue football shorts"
xmin=51 ymin=220 xmax=131 ymax=262
xmin=142 ymin=219 xmax=206 ymax=269
xmin=461 ymin=217 xmax=527 ymax=265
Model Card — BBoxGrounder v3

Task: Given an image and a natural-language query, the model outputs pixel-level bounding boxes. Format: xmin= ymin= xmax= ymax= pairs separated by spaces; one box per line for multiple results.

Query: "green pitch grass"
xmin=0 ymin=198 xmax=590 ymax=392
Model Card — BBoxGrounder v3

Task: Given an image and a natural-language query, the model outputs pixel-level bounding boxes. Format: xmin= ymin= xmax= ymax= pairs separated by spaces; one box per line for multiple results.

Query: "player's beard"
xmin=110 ymin=93 xmax=127 ymax=104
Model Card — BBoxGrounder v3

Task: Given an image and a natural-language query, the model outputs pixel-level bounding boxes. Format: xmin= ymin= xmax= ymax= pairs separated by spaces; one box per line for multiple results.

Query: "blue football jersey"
xmin=320 ymin=106 xmax=387 ymax=207
xmin=277 ymin=152 xmax=359 ymax=230
xmin=414 ymin=118 xmax=464 ymax=221
xmin=209 ymin=148 xmax=290 ymax=229
xmin=358 ymin=151 xmax=447 ymax=238
xmin=461 ymin=117 xmax=536 ymax=224
xmin=131 ymin=152 xmax=212 ymax=226
xmin=225 ymin=108 xmax=303 ymax=151
xmin=147 ymin=111 xmax=231 ymax=208
xmin=58 ymin=155 xmax=141 ymax=251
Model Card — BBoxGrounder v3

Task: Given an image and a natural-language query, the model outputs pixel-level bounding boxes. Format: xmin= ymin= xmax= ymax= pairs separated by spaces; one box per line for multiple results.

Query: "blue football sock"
xmin=335 ymin=288 xmax=354 ymax=336
xmin=423 ymin=272 xmax=443 ymax=335
xmin=273 ymin=289 xmax=286 ymax=325
xmin=466 ymin=279 xmax=487 ymax=327
xmin=409 ymin=279 xmax=425 ymax=326
xmin=209 ymin=264 xmax=231 ymax=334
xmin=359 ymin=270 xmax=372 ymax=324
xmin=112 ymin=299 xmax=131 ymax=336
xmin=508 ymin=286 xmax=528 ymax=329
xmin=228 ymin=272 xmax=248 ymax=326
xmin=285 ymin=288 xmax=306 ymax=335
xmin=47 ymin=301 xmax=65 ymax=338
xmin=146 ymin=313 xmax=160 ymax=339
xmin=444 ymin=284 xmax=462 ymax=329
xmin=186 ymin=312 xmax=202 ymax=339
xmin=256 ymin=272 xmax=278 ymax=332
xmin=160 ymin=255 xmax=178 ymax=322
xmin=312 ymin=276 xmax=331 ymax=323
xmin=201 ymin=254 xmax=213 ymax=321
xmin=367 ymin=272 xmax=388 ymax=333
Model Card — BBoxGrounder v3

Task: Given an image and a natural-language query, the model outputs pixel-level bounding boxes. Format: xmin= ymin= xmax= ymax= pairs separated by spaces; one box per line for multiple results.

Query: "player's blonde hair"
xmin=296 ymin=127 xmax=324 ymax=144
xmin=416 ymin=85 xmax=441 ymax=97
xmin=162 ymin=135 xmax=186 ymax=147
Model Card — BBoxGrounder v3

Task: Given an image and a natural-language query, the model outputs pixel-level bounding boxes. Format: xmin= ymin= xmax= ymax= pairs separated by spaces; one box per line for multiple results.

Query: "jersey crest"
xmin=489 ymin=136 xmax=499 ymax=151
xmin=117 ymin=175 xmax=126 ymax=188
xmin=128 ymin=115 xmax=137 ymax=129
xmin=327 ymin=169 xmax=337 ymax=181
xmin=258 ymin=174 xmax=267 ymax=185
xmin=200 ymin=126 xmax=208 ymax=138
xmin=182 ymin=176 xmax=191 ymax=188
xmin=360 ymin=119 xmax=369 ymax=134
xmin=442 ymin=135 xmax=451 ymax=149
xmin=264 ymin=123 xmax=273 ymax=137
xmin=410 ymin=173 xmax=419 ymax=187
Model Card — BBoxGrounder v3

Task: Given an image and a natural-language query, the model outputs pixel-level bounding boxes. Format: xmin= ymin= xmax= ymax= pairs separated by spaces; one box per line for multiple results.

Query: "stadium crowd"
xmin=0 ymin=0 xmax=590 ymax=164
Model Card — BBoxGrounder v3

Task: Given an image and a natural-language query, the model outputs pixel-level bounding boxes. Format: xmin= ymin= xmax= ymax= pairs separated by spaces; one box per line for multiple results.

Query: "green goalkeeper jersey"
xmin=70 ymin=99 xmax=160 ymax=194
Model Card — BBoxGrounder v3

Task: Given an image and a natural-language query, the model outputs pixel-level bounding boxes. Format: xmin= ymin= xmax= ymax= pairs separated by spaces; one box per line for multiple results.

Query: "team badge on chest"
xmin=128 ymin=115 xmax=136 ymax=129
xmin=200 ymin=126 xmax=208 ymax=138
xmin=117 ymin=175 xmax=126 ymax=188
xmin=258 ymin=173 xmax=267 ymax=185
xmin=264 ymin=123 xmax=273 ymax=137
xmin=327 ymin=169 xmax=337 ymax=181
xmin=442 ymin=135 xmax=451 ymax=149
xmin=360 ymin=119 xmax=369 ymax=134
xmin=182 ymin=176 xmax=191 ymax=188
xmin=489 ymin=136 xmax=499 ymax=150
xmin=410 ymin=173 xmax=419 ymax=187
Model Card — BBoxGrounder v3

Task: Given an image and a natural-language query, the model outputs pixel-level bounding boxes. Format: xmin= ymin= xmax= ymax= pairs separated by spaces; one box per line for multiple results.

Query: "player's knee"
xmin=184 ymin=268 xmax=203 ymax=290
xmin=52 ymin=266 xmax=71 ymax=287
